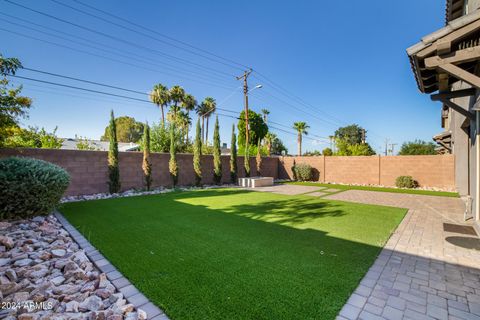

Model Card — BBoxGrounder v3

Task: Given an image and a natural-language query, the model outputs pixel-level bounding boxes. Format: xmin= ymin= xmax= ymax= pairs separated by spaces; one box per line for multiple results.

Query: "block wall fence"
xmin=279 ymin=155 xmax=455 ymax=190
xmin=0 ymin=149 xmax=455 ymax=195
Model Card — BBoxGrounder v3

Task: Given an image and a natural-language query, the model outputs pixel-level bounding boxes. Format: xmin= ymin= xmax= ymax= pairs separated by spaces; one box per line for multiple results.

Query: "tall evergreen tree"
xmin=169 ymin=124 xmax=178 ymax=187
xmin=213 ymin=116 xmax=222 ymax=184
xmin=230 ymin=124 xmax=237 ymax=183
xmin=142 ymin=122 xmax=152 ymax=190
xmin=193 ymin=119 xmax=202 ymax=186
xmin=107 ymin=110 xmax=120 ymax=193
xmin=244 ymin=141 xmax=250 ymax=177
xmin=256 ymin=138 xmax=262 ymax=176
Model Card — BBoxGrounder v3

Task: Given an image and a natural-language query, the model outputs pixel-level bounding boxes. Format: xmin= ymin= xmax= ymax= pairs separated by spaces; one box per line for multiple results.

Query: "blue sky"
xmin=2 ymin=0 xmax=444 ymax=154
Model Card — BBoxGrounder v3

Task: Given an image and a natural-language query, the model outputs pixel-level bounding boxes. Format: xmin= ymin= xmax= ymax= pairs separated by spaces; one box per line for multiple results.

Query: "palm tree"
xmin=261 ymin=108 xmax=270 ymax=125
xmin=293 ymin=121 xmax=310 ymax=156
xmin=264 ymin=132 xmax=276 ymax=156
xmin=182 ymin=93 xmax=197 ymax=143
xmin=202 ymin=97 xmax=216 ymax=145
xmin=149 ymin=84 xmax=170 ymax=125
xmin=177 ymin=111 xmax=192 ymax=144
xmin=196 ymin=102 xmax=209 ymax=143
xmin=169 ymin=85 xmax=185 ymax=119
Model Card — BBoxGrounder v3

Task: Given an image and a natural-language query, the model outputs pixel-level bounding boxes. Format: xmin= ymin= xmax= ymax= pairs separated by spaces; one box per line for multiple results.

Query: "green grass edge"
xmin=282 ymin=181 xmax=459 ymax=198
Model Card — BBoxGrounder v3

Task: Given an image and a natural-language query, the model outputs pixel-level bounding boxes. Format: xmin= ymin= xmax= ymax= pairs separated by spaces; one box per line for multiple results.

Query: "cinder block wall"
xmin=0 ymin=149 xmax=456 ymax=195
xmin=279 ymin=155 xmax=455 ymax=190
xmin=0 ymin=148 xmax=278 ymax=196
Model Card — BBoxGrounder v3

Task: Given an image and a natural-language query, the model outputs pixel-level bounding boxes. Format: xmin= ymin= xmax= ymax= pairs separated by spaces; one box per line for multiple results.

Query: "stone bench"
xmin=238 ymin=177 xmax=274 ymax=188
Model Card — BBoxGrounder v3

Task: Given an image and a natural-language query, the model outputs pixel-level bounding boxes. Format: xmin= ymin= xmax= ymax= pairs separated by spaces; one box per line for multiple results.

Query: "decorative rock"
xmin=17 ymin=314 xmax=39 ymax=320
xmin=5 ymin=269 xmax=17 ymax=282
xmin=50 ymin=275 xmax=65 ymax=286
xmin=98 ymin=273 xmax=108 ymax=288
xmin=95 ymin=288 xmax=111 ymax=299
xmin=66 ymin=300 xmax=80 ymax=312
xmin=0 ymin=215 xmax=142 ymax=319
xmin=0 ymin=235 xmax=14 ymax=249
xmin=51 ymin=248 xmax=66 ymax=257
xmin=137 ymin=308 xmax=147 ymax=320
xmin=0 ymin=221 xmax=12 ymax=230
xmin=120 ymin=304 xmax=135 ymax=314
xmin=0 ymin=258 xmax=10 ymax=267
xmin=12 ymin=291 xmax=29 ymax=302
xmin=14 ymin=258 xmax=32 ymax=267
xmin=79 ymin=295 xmax=103 ymax=312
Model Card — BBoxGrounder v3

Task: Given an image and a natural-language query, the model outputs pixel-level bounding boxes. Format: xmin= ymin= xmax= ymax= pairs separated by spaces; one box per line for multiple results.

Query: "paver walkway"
xmin=327 ymin=190 xmax=480 ymax=320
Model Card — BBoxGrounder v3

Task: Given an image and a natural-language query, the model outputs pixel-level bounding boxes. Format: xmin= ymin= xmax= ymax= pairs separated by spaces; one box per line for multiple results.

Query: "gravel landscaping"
xmin=0 ymin=215 xmax=146 ymax=320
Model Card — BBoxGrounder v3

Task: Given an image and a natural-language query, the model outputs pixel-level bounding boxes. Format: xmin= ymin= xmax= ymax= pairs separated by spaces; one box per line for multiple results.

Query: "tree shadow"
xmin=222 ymin=197 xmax=345 ymax=225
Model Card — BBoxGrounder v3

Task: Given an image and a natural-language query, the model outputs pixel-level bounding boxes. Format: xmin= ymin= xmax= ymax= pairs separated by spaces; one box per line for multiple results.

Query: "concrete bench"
xmin=238 ymin=177 xmax=274 ymax=188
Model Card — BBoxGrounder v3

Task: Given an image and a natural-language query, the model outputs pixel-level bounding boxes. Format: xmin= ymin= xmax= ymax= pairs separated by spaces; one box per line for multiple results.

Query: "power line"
xmin=0 ymin=12 xmax=233 ymax=85
xmin=51 ymin=0 xmax=247 ymax=72
xmin=0 ymin=27 xmax=236 ymax=91
xmin=0 ymin=15 xmax=234 ymax=86
xmin=11 ymin=75 xmax=153 ymax=104
xmin=4 ymin=0 xmax=235 ymax=78
xmin=252 ymin=70 xmax=387 ymax=143
xmin=23 ymin=68 xmax=148 ymax=96
xmin=71 ymin=0 xmax=249 ymax=70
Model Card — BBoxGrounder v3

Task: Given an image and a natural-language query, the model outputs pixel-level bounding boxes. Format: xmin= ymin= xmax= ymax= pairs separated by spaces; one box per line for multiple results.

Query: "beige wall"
xmin=0 ymin=149 xmax=456 ymax=195
xmin=0 ymin=148 xmax=278 ymax=196
xmin=279 ymin=155 xmax=455 ymax=190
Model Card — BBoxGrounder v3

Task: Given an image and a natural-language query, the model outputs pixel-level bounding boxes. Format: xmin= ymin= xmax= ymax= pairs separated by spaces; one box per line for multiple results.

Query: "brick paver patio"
xmin=326 ymin=190 xmax=480 ymax=320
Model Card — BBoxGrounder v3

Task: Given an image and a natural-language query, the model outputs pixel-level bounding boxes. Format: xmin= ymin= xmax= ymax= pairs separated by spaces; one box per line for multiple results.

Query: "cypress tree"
xmin=169 ymin=124 xmax=178 ymax=187
xmin=108 ymin=110 xmax=120 ymax=193
xmin=256 ymin=138 xmax=262 ymax=176
xmin=142 ymin=122 xmax=152 ymax=190
xmin=213 ymin=116 xmax=222 ymax=184
xmin=193 ymin=119 xmax=202 ymax=186
xmin=230 ymin=124 xmax=237 ymax=183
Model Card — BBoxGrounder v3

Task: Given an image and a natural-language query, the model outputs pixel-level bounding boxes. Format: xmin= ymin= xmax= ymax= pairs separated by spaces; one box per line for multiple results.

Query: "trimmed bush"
xmin=293 ymin=163 xmax=313 ymax=181
xmin=0 ymin=157 xmax=70 ymax=219
xmin=395 ymin=176 xmax=417 ymax=189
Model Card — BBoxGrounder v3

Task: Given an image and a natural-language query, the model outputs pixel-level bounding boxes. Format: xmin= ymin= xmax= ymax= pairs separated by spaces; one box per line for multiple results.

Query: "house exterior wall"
xmin=451 ymin=81 xmax=472 ymax=197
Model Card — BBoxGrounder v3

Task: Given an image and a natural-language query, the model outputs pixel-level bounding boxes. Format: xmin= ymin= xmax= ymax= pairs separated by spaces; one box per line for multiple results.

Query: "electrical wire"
xmin=51 ymin=0 xmax=247 ymax=72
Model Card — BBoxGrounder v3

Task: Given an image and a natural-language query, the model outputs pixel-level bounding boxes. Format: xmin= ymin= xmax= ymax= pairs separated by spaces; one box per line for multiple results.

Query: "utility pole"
xmin=384 ymin=138 xmax=389 ymax=156
xmin=361 ymin=129 xmax=366 ymax=144
xmin=236 ymin=68 xmax=252 ymax=176
xmin=236 ymin=69 xmax=252 ymax=147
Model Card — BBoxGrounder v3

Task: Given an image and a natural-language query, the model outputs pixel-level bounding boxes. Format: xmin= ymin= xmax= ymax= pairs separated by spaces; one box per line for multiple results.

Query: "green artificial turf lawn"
xmin=283 ymin=181 xmax=459 ymax=198
xmin=61 ymin=189 xmax=406 ymax=320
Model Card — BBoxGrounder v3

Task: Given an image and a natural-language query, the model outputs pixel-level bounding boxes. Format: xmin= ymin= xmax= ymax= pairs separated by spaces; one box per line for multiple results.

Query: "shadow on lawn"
xmin=172 ymin=188 xmax=346 ymax=225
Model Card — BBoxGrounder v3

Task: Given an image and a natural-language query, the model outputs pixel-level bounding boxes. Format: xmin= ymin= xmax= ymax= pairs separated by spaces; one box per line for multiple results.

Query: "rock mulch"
xmin=0 ymin=215 xmax=146 ymax=320
xmin=61 ymin=184 xmax=237 ymax=203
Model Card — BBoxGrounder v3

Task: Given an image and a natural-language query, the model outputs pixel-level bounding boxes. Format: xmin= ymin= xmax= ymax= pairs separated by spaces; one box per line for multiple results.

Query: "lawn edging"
xmin=282 ymin=181 xmax=459 ymax=198
xmin=54 ymin=211 xmax=169 ymax=320
xmin=338 ymin=208 xmax=413 ymax=318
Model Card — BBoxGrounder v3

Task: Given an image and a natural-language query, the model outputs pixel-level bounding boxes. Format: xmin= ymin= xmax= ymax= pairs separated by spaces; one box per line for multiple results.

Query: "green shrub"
xmin=0 ymin=157 xmax=70 ymax=219
xmin=293 ymin=163 xmax=313 ymax=181
xmin=395 ymin=176 xmax=417 ymax=189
